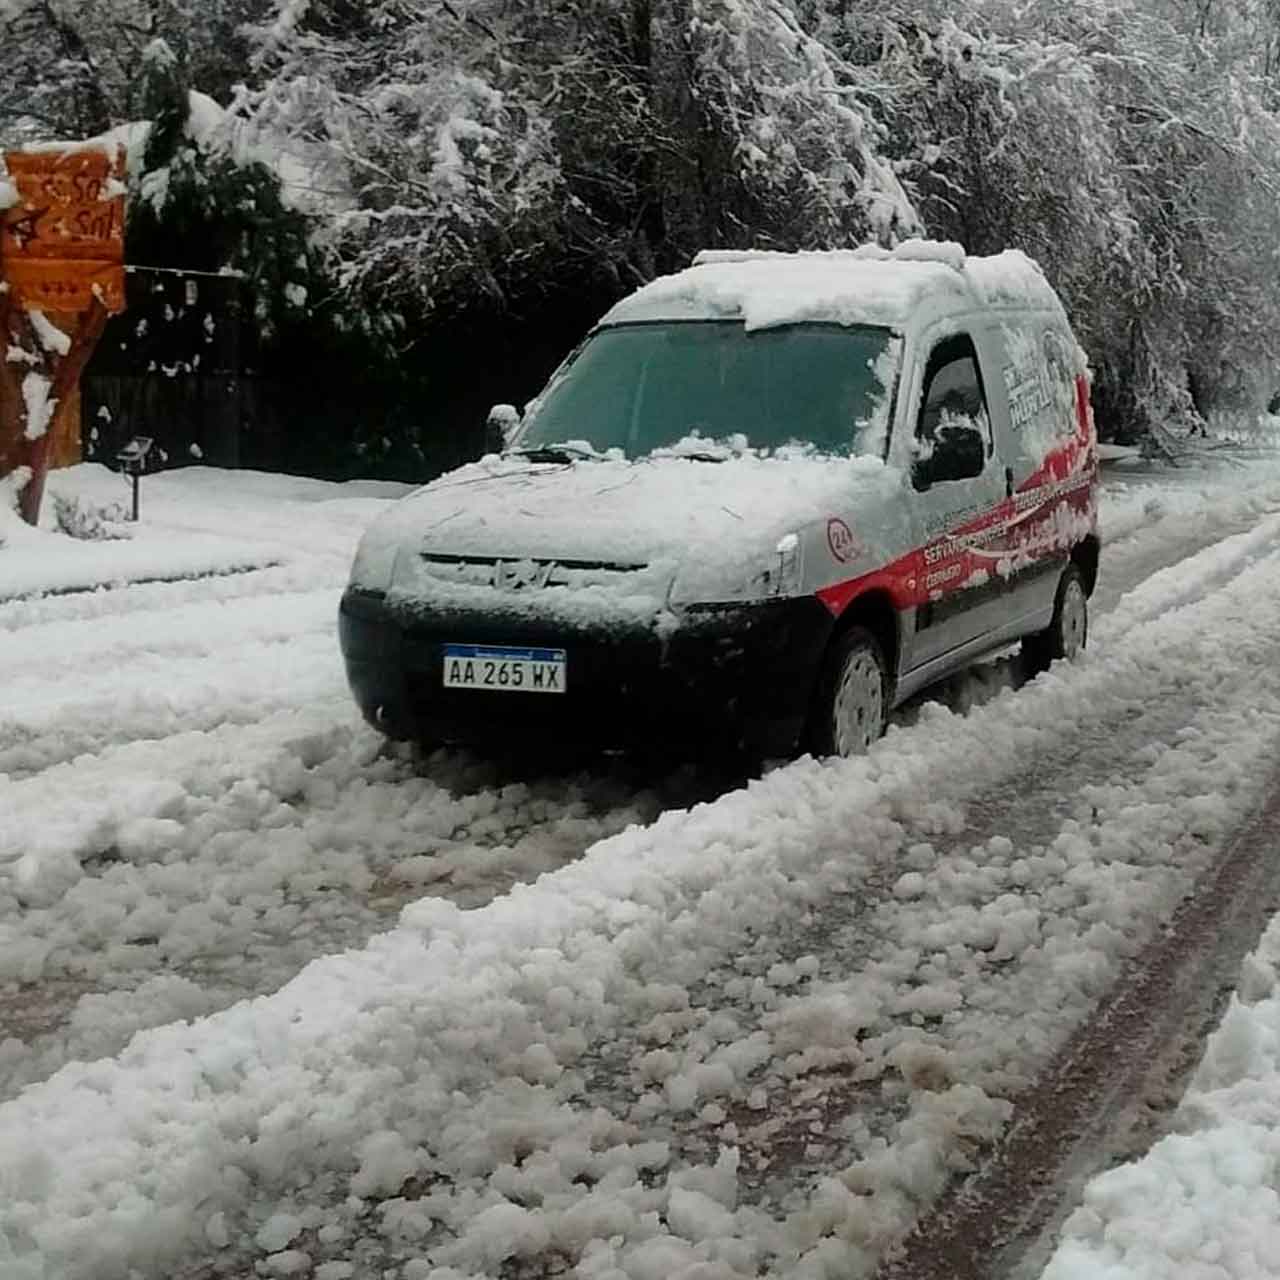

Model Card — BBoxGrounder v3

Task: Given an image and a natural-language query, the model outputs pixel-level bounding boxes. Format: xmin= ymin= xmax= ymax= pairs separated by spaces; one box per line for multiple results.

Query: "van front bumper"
xmin=338 ymin=587 xmax=835 ymax=757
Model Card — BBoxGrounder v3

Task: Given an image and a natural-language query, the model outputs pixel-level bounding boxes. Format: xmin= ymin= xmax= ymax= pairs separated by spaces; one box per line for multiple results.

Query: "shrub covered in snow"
xmin=51 ymin=493 xmax=132 ymax=542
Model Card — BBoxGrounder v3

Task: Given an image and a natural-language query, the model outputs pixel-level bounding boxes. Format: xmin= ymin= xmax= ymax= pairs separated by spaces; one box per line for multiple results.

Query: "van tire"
xmin=808 ymin=627 xmax=888 ymax=757
xmin=1023 ymin=563 xmax=1088 ymax=674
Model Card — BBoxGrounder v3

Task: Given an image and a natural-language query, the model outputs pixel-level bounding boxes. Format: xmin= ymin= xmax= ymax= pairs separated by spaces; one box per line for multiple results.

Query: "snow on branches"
xmin=6 ymin=0 xmax=1280 ymax=436
xmin=236 ymin=0 xmax=921 ymax=316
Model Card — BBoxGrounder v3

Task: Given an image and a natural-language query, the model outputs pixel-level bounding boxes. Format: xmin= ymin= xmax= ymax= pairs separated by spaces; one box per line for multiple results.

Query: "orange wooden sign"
xmin=2 ymin=147 xmax=126 ymax=312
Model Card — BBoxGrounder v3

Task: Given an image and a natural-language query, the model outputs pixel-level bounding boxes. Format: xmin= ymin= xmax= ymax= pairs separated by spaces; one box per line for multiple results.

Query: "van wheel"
xmin=1023 ymin=563 xmax=1088 ymax=674
xmin=809 ymin=627 xmax=887 ymax=757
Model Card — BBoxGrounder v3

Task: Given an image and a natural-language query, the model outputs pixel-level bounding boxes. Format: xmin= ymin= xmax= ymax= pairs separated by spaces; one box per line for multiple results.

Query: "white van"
xmin=339 ymin=241 xmax=1098 ymax=757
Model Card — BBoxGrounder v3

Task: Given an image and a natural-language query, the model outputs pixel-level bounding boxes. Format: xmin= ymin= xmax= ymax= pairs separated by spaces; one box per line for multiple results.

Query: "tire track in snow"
xmin=5 ymin=501 xmax=1280 ymax=1114
xmin=1092 ymin=500 xmax=1280 ymax=633
xmin=876 ymin=764 xmax=1280 ymax=1280
xmin=0 ymin=588 xmax=348 ymax=782
xmin=562 ymin=529 xmax=1280 ymax=1225
xmin=0 ymin=732 xmax=732 ymax=1102
xmin=0 ymin=559 xmax=340 ymax=634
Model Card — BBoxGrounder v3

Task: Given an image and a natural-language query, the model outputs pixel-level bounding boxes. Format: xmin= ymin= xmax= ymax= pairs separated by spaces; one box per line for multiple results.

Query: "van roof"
xmin=600 ymin=242 xmax=1065 ymax=333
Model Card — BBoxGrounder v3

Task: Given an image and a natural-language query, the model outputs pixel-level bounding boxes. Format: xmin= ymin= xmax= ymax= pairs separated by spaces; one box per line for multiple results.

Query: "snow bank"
xmin=1043 ymin=916 xmax=1280 ymax=1280
xmin=0 ymin=465 xmax=409 ymax=601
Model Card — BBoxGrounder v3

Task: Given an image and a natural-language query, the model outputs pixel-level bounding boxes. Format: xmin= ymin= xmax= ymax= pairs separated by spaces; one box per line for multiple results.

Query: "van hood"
xmin=357 ymin=449 xmax=890 ymax=564
xmin=351 ymin=451 xmax=903 ymax=623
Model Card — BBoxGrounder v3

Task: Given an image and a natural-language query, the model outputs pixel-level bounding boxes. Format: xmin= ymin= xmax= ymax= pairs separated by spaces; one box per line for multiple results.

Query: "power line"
xmin=124 ymin=264 xmax=246 ymax=280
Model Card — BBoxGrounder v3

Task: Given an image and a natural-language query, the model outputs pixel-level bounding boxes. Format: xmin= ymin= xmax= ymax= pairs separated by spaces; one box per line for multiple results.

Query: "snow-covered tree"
xmin=5 ymin=0 xmax=1280 ymax=451
xmin=238 ymin=0 xmax=920 ymax=321
xmin=815 ymin=0 xmax=1280 ymax=437
xmin=0 ymin=1 xmax=268 ymax=146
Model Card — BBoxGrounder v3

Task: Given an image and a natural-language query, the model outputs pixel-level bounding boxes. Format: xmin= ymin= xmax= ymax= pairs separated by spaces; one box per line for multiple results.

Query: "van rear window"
xmin=521 ymin=321 xmax=895 ymax=459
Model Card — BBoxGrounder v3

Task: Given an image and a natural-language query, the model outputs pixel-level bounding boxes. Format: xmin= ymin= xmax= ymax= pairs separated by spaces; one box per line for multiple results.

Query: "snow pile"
xmin=1043 ymin=916 xmax=1280 ymax=1280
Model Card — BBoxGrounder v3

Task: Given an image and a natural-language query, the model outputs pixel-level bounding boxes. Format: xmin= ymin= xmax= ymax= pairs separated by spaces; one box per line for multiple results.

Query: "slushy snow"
xmin=3 ymin=451 xmax=1280 ymax=1278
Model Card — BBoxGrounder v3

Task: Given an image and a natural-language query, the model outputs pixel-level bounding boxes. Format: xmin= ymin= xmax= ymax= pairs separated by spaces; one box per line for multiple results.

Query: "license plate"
xmin=442 ymin=644 xmax=566 ymax=694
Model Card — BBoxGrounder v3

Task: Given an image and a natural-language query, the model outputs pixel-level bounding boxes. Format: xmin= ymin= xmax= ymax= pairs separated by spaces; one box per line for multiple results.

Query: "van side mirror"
xmin=912 ymin=422 xmax=985 ymax=491
xmin=484 ymin=403 xmax=521 ymax=454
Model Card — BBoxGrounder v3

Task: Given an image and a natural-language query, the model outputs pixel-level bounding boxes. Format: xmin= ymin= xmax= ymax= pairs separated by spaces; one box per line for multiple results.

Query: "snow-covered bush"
xmin=50 ymin=493 xmax=132 ymax=541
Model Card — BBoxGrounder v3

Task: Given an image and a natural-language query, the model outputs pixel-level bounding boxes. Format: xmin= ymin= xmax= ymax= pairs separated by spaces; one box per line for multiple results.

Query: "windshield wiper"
xmin=506 ymin=442 xmax=603 ymax=463
xmin=671 ymin=449 xmax=728 ymax=463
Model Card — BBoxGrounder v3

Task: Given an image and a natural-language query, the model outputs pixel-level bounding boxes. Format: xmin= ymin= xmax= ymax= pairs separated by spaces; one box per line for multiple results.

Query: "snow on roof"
xmin=602 ymin=242 xmax=1065 ymax=333
xmin=15 ymin=132 xmax=136 ymax=159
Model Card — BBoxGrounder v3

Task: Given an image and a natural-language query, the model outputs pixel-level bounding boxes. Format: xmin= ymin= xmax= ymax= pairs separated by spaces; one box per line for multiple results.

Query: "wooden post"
xmin=0 ymin=145 xmax=125 ymax=524
xmin=9 ymin=297 xmax=109 ymax=524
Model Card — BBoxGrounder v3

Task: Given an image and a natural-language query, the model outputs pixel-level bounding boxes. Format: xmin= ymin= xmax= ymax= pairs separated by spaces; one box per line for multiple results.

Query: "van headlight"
xmin=772 ymin=532 xmax=804 ymax=597
xmin=670 ymin=532 xmax=805 ymax=605
xmin=349 ymin=529 xmax=399 ymax=593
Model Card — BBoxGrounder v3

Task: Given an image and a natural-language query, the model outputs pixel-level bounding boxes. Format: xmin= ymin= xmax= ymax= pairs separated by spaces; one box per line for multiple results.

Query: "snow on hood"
xmin=352 ymin=451 xmax=899 ymax=613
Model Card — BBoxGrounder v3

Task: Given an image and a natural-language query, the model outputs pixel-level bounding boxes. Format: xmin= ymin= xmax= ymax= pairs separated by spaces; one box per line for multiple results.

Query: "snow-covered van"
xmin=339 ymin=241 xmax=1098 ymax=757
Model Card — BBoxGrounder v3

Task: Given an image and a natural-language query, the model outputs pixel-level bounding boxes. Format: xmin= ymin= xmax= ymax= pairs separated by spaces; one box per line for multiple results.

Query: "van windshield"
xmin=518 ymin=321 xmax=896 ymax=459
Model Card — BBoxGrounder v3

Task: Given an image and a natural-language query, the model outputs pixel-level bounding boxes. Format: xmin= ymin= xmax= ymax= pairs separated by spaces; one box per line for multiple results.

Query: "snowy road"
xmin=4 ymin=454 xmax=1280 ymax=1278
xmin=1 ymin=473 xmax=728 ymax=1100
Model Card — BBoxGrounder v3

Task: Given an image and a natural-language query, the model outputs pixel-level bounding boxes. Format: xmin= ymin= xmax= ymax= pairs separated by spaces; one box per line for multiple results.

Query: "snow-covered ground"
xmin=1043 ymin=912 xmax=1280 ymax=1280
xmin=3 ymin=451 xmax=1280 ymax=1279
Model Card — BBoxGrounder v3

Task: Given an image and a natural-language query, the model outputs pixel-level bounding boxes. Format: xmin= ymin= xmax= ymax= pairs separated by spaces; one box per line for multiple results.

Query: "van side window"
xmin=912 ymin=335 xmax=990 ymax=491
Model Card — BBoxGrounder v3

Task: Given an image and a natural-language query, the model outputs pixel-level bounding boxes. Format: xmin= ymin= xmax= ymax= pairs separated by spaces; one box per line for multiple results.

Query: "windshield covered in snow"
xmin=517 ymin=321 xmax=895 ymax=459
